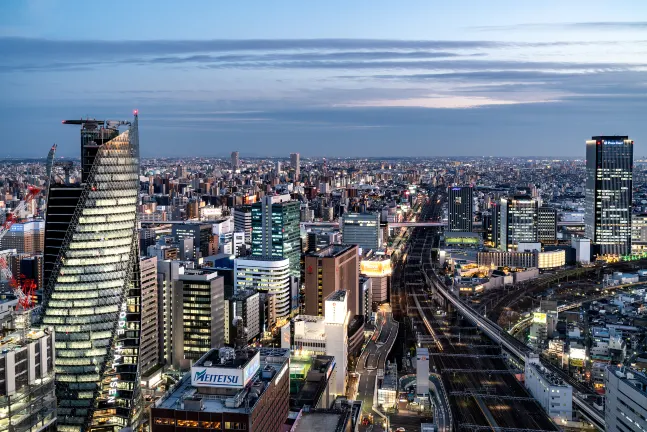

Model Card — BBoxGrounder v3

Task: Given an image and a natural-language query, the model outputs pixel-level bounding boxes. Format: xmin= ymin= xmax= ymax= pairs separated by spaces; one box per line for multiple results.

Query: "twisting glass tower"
xmin=39 ymin=113 xmax=143 ymax=431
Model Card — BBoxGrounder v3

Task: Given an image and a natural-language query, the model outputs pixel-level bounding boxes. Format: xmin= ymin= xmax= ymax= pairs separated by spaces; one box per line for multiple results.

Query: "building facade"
xmin=585 ymin=136 xmax=634 ymax=257
xmin=499 ymin=195 xmax=539 ymax=251
xmin=173 ymin=270 xmax=225 ymax=367
xmin=290 ymin=152 xmax=300 ymax=180
xmin=538 ymin=206 xmax=557 ymax=245
xmin=235 ymin=257 xmax=293 ymax=320
xmin=139 ymin=256 xmax=159 ymax=375
xmin=39 ymin=115 xmax=143 ymax=431
xmin=231 ymin=151 xmax=240 ymax=171
xmin=0 ymin=220 xmax=44 ymax=254
xmin=304 ymin=244 xmax=359 ymax=317
xmin=0 ymin=325 xmax=57 ymax=432
xmin=341 ymin=212 xmax=381 ymax=252
xmin=233 ymin=205 xmax=252 ymax=244
xmin=447 ymin=186 xmax=473 ymax=232
xmin=251 ymin=195 xmax=301 ymax=278
xmin=605 ymin=366 xmax=647 ymax=432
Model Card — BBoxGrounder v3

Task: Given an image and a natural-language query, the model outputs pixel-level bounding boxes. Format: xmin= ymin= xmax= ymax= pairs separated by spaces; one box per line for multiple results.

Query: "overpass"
xmin=421 ymin=267 xmax=606 ymax=431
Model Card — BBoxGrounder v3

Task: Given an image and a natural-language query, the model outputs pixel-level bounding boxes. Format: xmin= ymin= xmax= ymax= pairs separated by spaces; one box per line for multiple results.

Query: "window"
xmin=177 ymin=420 xmax=199 ymax=427
xmin=154 ymin=418 xmax=175 ymax=425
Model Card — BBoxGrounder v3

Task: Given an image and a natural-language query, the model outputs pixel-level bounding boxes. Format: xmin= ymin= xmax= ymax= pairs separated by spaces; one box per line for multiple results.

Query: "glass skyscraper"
xmin=251 ymin=195 xmax=301 ymax=279
xmin=585 ymin=136 xmax=634 ymax=257
xmin=447 ymin=186 xmax=473 ymax=232
xmin=499 ymin=195 xmax=538 ymax=251
xmin=39 ymin=114 xmax=142 ymax=431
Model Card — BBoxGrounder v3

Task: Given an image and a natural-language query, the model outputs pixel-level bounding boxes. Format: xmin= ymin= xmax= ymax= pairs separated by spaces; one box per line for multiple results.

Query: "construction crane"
xmin=0 ymin=185 xmax=42 ymax=311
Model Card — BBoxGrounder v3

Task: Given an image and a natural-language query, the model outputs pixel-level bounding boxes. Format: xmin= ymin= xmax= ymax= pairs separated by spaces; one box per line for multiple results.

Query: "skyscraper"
xmin=231 ymin=151 xmax=240 ymax=171
xmin=586 ymin=136 xmax=634 ymax=257
xmin=538 ymin=206 xmax=557 ymax=245
xmin=251 ymin=195 xmax=301 ymax=278
xmin=499 ymin=195 xmax=539 ymax=251
xmin=290 ymin=152 xmax=300 ymax=180
xmin=40 ymin=114 xmax=143 ymax=432
xmin=447 ymin=186 xmax=473 ymax=232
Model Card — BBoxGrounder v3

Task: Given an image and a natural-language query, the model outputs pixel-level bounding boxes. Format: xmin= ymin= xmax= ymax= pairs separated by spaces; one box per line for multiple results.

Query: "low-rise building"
xmin=524 ymin=354 xmax=572 ymax=421
xmin=0 ymin=323 xmax=57 ymax=432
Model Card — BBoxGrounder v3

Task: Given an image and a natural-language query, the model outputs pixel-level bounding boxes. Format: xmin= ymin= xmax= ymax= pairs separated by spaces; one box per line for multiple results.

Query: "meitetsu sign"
xmin=191 ymin=352 xmax=261 ymax=388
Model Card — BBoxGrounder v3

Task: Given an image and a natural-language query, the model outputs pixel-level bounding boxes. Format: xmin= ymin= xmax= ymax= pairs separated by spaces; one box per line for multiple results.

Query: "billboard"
xmin=191 ymin=352 xmax=261 ymax=389
xmin=360 ymin=259 xmax=392 ymax=277
xmin=532 ymin=312 xmax=547 ymax=324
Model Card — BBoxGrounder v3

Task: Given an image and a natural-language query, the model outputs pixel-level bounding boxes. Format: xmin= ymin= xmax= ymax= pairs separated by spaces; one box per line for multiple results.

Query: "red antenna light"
xmin=133 ymin=109 xmax=139 ymax=116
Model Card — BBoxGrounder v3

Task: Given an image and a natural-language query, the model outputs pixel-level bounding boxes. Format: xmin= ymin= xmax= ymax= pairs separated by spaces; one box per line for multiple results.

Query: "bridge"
xmin=421 ymin=268 xmax=605 ymax=430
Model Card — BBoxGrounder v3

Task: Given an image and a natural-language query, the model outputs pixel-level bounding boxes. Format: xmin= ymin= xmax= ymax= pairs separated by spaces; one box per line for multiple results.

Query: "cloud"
xmin=473 ymin=21 xmax=647 ymax=32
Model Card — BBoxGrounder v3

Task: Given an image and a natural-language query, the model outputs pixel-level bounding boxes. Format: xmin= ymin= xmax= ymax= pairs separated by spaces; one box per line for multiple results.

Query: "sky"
xmin=1 ymin=0 xmax=647 ymax=158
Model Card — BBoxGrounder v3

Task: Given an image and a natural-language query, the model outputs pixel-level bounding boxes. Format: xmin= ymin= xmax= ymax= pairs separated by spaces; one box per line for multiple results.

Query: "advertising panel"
xmin=360 ymin=259 xmax=392 ymax=277
xmin=191 ymin=352 xmax=261 ymax=389
xmin=532 ymin=312 xmax=547 ymax=324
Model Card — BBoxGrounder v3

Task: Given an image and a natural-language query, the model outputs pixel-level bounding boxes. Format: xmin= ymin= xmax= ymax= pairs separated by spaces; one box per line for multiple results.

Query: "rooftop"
xmin=194 ymin=347 xmax=258 ymax=370
xmin=308 ymin=244 xmax=356 ymax=258
xmin=156 ymin=348 xmax=289 ymax=415
xmin=293 ymin=410 xmax=350 ymax=432
xmin=326 ymin=290 xmax=347 ymax=302
xmin=609 ymin=365 xmax=647 ymax=396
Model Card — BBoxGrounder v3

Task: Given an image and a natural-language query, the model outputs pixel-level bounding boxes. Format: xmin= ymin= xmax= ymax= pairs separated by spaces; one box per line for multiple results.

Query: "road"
xmin=356 ymin=307 xmax=399 ymax=431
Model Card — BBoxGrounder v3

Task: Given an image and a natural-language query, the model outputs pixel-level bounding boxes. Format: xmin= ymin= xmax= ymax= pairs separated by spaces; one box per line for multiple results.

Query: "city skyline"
xmin=2 ymin=1 xmax=646 ymax=158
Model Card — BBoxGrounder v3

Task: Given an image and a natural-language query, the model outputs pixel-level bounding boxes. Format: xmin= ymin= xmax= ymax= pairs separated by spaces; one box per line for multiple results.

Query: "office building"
xmin=173 ymin=270 xmax=225 ymax=368
xmin=538 ymin=206 xmax=557 ymax=245
xmin=525 ymin=354 xmax=572 ymax=421
xmin=304 ymin=244 xmax=359 ymax=316
xmin=447 ymin=186 xmax=473 ymax=232
xmin=231 ymin=151 xmax=240 ymax=171
xmin=605 ymin=366 xmax=647 ymax=432
xmin=290 ymin=152 xmax=300 ymax=180
xmin=499 ymin=195 xmax=539 ymax=251
xmin=151 ymin=348 xmax=290 ymax=432
xmin=235 ymin=257 xmax=293 ymax=320
xmin=585 ymin=136 xmax=634 ymax=257
xmin=39 ymin=114 xmax=143 ymax=431
xmin=360 ymin=255 xmax=392 ymax=303
xmin=0 ymin=220 xmax=44 ymax=254
xmin=281 ymin=291 xmax=350 ymax=399
xmin=0 ymin=324 xmax=57 ymax=432
xmin=139 ymin=256 xmax=160 ymax=375
xmin=632 ymin=214 xmax=647 ymax=253
xmin=341 ymin=212 xmax=381 ymax=252
xmin=172 ymin=223 xmax=217 ymax=259
xmin=157 ymin=260 xmax=184 ymax=365
xmin=224 ymin=289 xmax=261 ymax=344
xmin=233 ymin=205 xmax=252 ymax=244
xmin=251 ymin=195 xmax=301 ymax=278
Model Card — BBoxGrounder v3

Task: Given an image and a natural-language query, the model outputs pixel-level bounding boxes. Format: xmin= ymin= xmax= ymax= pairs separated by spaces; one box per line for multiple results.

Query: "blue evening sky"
xmin=1 ymin=0 xmax=646 ymax=158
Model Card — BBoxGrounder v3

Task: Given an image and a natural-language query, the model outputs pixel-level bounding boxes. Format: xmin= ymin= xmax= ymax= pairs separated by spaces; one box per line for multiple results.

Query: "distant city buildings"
xmin=290 ymin=152 xmax=301 ymax=180
xmin=231 ymin=151 xmax=240 ymax=171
